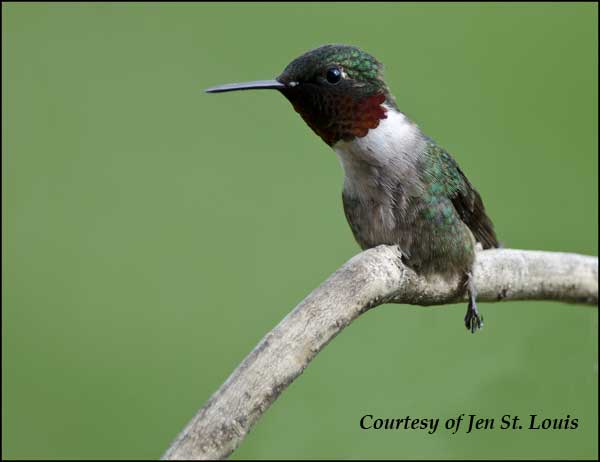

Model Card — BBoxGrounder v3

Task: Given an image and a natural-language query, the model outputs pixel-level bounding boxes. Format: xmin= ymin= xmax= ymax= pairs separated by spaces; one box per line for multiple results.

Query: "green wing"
xmin=424 ymin=142 xmax=499 ymax=249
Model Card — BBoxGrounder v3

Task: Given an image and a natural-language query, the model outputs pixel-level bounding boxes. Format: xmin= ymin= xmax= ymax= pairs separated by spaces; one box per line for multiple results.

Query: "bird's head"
xmin=206 ymin=44 xmax=397 ymax=146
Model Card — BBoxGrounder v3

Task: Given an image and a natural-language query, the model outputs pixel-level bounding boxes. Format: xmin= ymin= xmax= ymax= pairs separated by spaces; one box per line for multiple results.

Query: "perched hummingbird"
xmin=206 ymin=44 xmax=499 ymax=333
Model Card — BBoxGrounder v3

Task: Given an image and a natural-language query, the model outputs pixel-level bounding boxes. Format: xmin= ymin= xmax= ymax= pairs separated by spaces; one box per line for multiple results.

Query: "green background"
xmin=2 ymin=2 xmax=598 ymax=460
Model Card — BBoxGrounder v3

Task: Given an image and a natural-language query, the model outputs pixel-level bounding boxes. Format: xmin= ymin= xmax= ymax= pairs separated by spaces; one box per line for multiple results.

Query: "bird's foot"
xmin=464 ymin=298 xmax=484 ymax=333
xmin=464 ymin=272 xmax=483 ymax=334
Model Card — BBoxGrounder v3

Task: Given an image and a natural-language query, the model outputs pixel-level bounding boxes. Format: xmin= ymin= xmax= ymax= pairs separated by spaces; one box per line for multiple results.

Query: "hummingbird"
xmin=206 ymin=44 xmax=499 ymax=333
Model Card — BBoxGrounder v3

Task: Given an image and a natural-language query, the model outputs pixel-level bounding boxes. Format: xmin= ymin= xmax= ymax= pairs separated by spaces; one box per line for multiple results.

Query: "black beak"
xmin=205 ymin=79 xmax=287 ymax=94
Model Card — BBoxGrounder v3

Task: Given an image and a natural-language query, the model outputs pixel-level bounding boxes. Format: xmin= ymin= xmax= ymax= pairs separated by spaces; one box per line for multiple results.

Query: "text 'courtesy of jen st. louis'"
xmin=359 ymin=414 xmax=579 ymax=435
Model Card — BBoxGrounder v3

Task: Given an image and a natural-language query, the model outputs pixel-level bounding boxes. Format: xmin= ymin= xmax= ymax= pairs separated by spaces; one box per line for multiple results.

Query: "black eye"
xmin=326 ymin=67 xmax=342 ymax=84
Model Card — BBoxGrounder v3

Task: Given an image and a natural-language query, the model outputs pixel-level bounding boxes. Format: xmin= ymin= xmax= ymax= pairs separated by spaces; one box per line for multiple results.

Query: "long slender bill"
xmin=205 ymin=80 xmax=286 ymax=93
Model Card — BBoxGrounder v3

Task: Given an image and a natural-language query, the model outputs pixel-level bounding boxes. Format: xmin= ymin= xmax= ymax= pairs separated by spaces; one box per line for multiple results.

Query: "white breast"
xmin=333 ymin=105 xmax=424 ymax=200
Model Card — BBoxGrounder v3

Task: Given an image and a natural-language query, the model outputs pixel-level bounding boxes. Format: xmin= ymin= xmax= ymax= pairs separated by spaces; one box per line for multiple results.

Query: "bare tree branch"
xmin=161 ymin=247 xmax=598 ymax=460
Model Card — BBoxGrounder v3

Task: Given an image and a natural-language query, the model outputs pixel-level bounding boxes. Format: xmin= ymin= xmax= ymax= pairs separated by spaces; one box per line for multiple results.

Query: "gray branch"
xmin=162 ymin=247 xmax=598 ymax=460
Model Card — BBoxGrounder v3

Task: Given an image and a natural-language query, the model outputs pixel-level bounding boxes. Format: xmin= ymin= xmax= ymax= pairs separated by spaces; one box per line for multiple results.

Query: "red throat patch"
xmin=349 ymin=93 xmax=388 ymax=139
xmin=290 ymin=92 xmax=388 ymax=146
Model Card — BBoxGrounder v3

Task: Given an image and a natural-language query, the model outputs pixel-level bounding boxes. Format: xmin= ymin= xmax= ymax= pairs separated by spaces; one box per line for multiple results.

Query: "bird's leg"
xmin=464 ymin=272 xmax=483 ymax=333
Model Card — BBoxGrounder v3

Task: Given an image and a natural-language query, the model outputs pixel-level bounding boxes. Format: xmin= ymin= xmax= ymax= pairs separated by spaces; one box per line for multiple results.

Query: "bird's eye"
xmin=326 ymin=67 xmax=342 ymax=84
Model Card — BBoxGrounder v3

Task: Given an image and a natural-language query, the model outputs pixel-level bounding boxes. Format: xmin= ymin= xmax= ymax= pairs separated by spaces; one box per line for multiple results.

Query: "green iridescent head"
xmin=206 ymin=44 xmax=397 ymax=145
xmin=277 ymin=44 xmax=386 ymax=94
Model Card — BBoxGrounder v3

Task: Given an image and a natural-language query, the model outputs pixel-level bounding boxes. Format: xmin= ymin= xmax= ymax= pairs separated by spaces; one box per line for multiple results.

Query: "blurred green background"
xmin=2 ymin=2 xmax=597 ymax=460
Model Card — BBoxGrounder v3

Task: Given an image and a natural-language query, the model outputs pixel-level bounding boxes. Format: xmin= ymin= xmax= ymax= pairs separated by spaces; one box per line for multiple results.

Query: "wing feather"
xmin=425 ymin=142 xmax=499 ymax=249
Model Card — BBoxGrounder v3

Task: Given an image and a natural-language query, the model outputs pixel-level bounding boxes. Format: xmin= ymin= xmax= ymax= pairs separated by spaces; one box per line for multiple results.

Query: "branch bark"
xmin=162 ymin=247 xmax=598 ymax=460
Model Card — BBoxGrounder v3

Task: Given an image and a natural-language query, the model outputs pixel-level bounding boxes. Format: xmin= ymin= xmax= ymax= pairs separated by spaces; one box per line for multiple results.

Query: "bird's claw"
xmin=464 ymin=299 xmax=484 ymax=334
